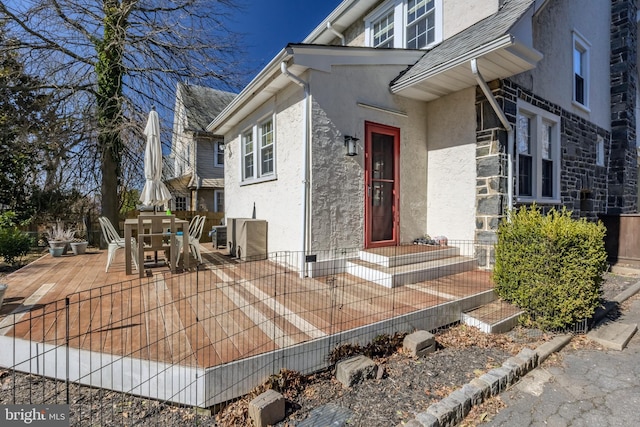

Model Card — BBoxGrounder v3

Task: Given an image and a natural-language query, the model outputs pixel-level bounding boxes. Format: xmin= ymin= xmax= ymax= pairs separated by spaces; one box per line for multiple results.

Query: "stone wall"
xmin=609 ymin=0 xmax=638 ymax=213
xmin=475 ymin=80 xmax=614 ymax=242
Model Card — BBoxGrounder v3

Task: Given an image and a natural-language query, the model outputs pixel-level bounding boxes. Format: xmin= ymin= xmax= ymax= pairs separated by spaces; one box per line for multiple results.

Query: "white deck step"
xmin=346 ymin=256 xmax=477 ymax=288
xmin=359 ymin=246 xmax=460 ymax=268
xmin=461 ymin=300 xmax=523 ymax=334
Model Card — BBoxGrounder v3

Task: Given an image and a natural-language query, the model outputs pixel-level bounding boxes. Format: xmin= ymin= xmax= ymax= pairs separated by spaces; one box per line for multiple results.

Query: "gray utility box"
xmin=228 ymin=218 xmax=267 ymax=261
xmin=210 ymin=226 xmax=227 ymax=249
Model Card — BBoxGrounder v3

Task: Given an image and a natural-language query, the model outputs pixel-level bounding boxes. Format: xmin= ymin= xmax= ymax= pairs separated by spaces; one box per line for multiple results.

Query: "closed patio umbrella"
xmin=139 ymin=109 xmax=172 ymax=209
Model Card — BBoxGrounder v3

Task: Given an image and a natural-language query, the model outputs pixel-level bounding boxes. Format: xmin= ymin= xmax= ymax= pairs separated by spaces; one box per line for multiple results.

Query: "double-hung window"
xmin=572 ymin=31 xmax=590 ymax=108
xmin=260 ymin=119 xmax=274 ymax=175
xmin=214 ymin=141 xmax=224 ymax=167
xmin=516 ymin=101 xmax=561 ymax=202
xmin=241 ymin=116 xmax=276 ymax=183
xmin=365 ymin=0 xmax=442 ymax=49
xmin=406 ymin=0 xmax=437 ymax=49
xmin=214 ymin=190 xmax=224 ymax=213
xmin=242 ymin=130 xmax=254 ymax=180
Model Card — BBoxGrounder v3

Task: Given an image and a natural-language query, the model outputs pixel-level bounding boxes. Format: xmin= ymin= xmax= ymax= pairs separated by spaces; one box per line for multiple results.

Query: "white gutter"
xmin=280 ymin=62 xmax=311 ymax=277
xmin=326 ymin=22 xmax=345 ymax=46
xmin=470 ymin=58 xmax=514 ymax=215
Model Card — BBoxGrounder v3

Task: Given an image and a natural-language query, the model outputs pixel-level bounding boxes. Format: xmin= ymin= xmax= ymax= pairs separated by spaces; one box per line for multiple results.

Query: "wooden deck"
xmin=0 ymin=244 xmax=494 ymax=371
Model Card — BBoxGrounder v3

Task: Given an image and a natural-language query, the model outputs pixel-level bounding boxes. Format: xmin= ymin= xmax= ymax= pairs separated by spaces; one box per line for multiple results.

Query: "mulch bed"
xmin=0 ymin=272 xmax=638 ymax=426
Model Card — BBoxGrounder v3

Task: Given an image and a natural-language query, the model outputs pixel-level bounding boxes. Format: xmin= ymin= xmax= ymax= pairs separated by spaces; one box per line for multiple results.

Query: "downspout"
xmin=326 ymin=22 xmax=346 ymax=46
xmin=470 ymin=58 xmax=514 ymax=215
xmin=281 ymin=62 xmax=311 ymax=277
xmin=193 ymin=138 xmax=200 ymax=211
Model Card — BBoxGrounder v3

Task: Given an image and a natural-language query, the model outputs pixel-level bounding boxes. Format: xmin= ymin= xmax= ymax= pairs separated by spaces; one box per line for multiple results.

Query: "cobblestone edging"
xmin=400 ymin=281 xmax=640 ymax=427
xmin=399 ymin=336 xmax=572 ymax=427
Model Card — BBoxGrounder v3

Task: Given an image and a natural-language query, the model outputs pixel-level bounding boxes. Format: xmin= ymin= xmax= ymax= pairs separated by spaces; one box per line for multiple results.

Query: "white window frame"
xmin=364 ymin=0 xmax=442 ymax=49
xmin=516 ymin=101 xmax=561 ymax=203
xmin=214 ymin=141 xmax=224 ymax=167
xmin=572 ymin=30 xmax=590 ymax=110
xmin=240 ymin=114 xmax=277 ymax=185
xmin=214 ymin=190 xmax=224 ymax=213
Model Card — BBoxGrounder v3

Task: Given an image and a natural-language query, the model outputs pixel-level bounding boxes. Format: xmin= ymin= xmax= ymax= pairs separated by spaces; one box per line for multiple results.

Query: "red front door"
xmin=364 ymin=122 xmax=400 ymax=248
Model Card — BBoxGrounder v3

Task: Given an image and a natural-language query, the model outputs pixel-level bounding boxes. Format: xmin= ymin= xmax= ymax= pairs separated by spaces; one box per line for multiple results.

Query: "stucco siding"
xmin=510 ymin=0 xmax=611 ymax=130
xmin=443 ymin=0 xmax=498 ymax=39
xmin=426 ymin=87 xmax=477 ymax=242
xmin=223 ymin=84 xmax=306 ymax=254
xmin=309 ymin=64 xmax=429 ymax=250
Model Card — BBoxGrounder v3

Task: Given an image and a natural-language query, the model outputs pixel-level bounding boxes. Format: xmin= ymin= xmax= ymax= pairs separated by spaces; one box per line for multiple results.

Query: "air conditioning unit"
xmin=227 ymin=218 xmax=250 ymax=257
xmin=235 ymin=219 xmax=267 ymax=261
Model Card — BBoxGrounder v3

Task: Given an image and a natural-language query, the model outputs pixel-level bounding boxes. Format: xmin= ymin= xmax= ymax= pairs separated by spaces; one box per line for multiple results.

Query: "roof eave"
xmin=207 ymin=45 xmax=425 ymax=135
xmin=206 ymin=48 xmax=293 ymax=134
xmin=390 ymin=35 xmax=543 ymax=101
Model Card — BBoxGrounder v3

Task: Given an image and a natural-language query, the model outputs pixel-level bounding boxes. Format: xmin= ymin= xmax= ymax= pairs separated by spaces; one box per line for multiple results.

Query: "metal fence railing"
xmin=0 ymin=241 xmax=594 ymax=425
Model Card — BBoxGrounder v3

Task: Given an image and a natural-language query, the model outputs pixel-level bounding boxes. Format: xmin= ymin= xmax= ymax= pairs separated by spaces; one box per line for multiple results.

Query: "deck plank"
xmin=0 ymin=245 xmax=495 ymax=371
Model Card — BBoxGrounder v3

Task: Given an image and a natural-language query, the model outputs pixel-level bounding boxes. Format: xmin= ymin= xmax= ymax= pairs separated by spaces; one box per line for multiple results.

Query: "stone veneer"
xmin=475 ymin=80 xmax=616 ymax=246
xmin=609 ymin=0 xmax=638 ymax=213
xmin=475 ymin=0 xmax=638 ymax=253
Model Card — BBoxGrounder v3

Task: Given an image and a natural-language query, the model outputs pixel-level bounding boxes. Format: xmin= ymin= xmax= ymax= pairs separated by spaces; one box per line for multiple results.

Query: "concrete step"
xmin=587 ymin=322 xmax=638 ymax=350
xmin=461 ymin=300 xmax=523 ymax=334
xmin=345 ymin=256 xmax=477 ymax=288
xmin=359 ymin=246 xmax=460 ymax=268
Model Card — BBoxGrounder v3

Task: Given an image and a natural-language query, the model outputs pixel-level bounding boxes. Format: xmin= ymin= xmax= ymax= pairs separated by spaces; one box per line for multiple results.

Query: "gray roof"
xmin=390 ymin=0 xmax=536 ymax=89
xmin=178 ymin=83 xmax=237 ymax=132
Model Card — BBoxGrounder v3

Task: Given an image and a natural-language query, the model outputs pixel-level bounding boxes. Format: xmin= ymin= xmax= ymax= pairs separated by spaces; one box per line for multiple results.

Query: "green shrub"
xmin=0 ymin=226 xmax=33 ymax=266
xmin=0 ymin=211 xmax=33 ymax=266
xmin=493 ymin=205 xmax=607 ymax=330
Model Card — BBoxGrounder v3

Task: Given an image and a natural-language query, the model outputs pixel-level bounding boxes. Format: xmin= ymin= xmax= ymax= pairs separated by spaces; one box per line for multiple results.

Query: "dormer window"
xmin=365 ymin=0 xmax=442 ymax=50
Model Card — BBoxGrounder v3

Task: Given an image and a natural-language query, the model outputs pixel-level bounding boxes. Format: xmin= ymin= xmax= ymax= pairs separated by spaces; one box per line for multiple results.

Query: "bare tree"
xmin=0 ymin=0 xmax=245 ymax=225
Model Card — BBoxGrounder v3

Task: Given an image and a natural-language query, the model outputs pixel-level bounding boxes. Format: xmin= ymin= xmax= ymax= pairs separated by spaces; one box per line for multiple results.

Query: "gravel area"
xmin=0 ymin=272 xmax=638 ymax=426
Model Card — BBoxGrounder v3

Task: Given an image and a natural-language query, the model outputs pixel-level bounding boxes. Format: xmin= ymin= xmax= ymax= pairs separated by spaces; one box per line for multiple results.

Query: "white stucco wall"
xmin=223 ymin=83 xmax=306 ymax=255
xmin=309 ymin=64 xmax=429 ymax=250
xmin=425 ymin=87 xmax=477 ymax=242
xmin=510 ymin=0 xmax=611 ymax=130
xmin=443 ymin=0 xmax=499 ymax=39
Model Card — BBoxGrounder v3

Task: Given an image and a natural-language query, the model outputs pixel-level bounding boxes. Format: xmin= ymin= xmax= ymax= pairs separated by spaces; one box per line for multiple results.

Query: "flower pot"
xmin=49 ymin=240 xmax=71 ymax=255
xmin=70 ymin=241 xmax=88 ymax=255
xmin=49 ymin=246 xmax=64 ymax=257
xmin=0 ymin=284 xmax=7 ymax=308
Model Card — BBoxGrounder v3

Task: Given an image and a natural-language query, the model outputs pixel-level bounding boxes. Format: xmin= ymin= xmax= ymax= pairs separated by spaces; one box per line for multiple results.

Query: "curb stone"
xmin=399 ymin=281 xmax=640 ymax=427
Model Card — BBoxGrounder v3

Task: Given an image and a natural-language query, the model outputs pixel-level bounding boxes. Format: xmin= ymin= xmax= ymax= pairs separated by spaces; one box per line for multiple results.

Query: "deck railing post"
xmin=65 ymin=296 xmax=70 ymax=405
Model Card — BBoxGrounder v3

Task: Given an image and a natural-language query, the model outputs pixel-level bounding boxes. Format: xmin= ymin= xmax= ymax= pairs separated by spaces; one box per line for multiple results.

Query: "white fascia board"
xmin=288 ymin=45 xmax=425 ymax=73
xmin=207 ymin=45 xmax=424 ymax=134
xmin=206 ymin=48 xmax=293 ymax=134
xmin=391 ymin=34 xmax=542 ymax=94
xmin=303 ymin=0 xmax=379 ymax=44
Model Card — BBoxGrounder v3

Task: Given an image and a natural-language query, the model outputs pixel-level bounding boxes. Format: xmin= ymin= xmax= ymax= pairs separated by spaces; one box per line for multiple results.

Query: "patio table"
xmin=124 ymin=216 xmax=190 ymax=275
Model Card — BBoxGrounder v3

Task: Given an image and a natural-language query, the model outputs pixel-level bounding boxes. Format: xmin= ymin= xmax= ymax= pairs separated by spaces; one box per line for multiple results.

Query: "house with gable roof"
xmin=206 ymin=0 xmax=638 ymax=272
xmin=166 ymin=82 xmax=236 ymax=213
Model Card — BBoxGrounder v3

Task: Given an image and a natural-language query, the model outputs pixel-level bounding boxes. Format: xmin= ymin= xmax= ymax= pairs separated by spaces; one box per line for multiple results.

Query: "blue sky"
xmin=236 ymin=1 xmax=342 ymax=78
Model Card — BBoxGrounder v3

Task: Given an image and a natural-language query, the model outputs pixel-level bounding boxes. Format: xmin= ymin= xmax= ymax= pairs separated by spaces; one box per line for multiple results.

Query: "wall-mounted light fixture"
xmin=218 ymin=141 xmax=225 ymax=152
xmin=344 ymin=135 xmax=359 ymax=156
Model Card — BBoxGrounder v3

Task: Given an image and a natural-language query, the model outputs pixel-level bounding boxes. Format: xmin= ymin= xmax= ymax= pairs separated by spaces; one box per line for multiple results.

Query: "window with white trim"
xmin=241 ymin=116 xmax=276 ymax=183
xmin=516 ymin=101 xmax=561 ymax=201
xmin=214 ymin=190 xmax=224 ymax=213
xmin=214 ymin=141 xmax=224 ymax=167
xmin=242 ymin=129 xmax=254 ymax=180
xmin=572 ymin=31 xmax=590 ymax=108
xmin=260 ymin=119 xmax=274 ymax=175
xmin=365 ymin=0 xmax=442 ymax=49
